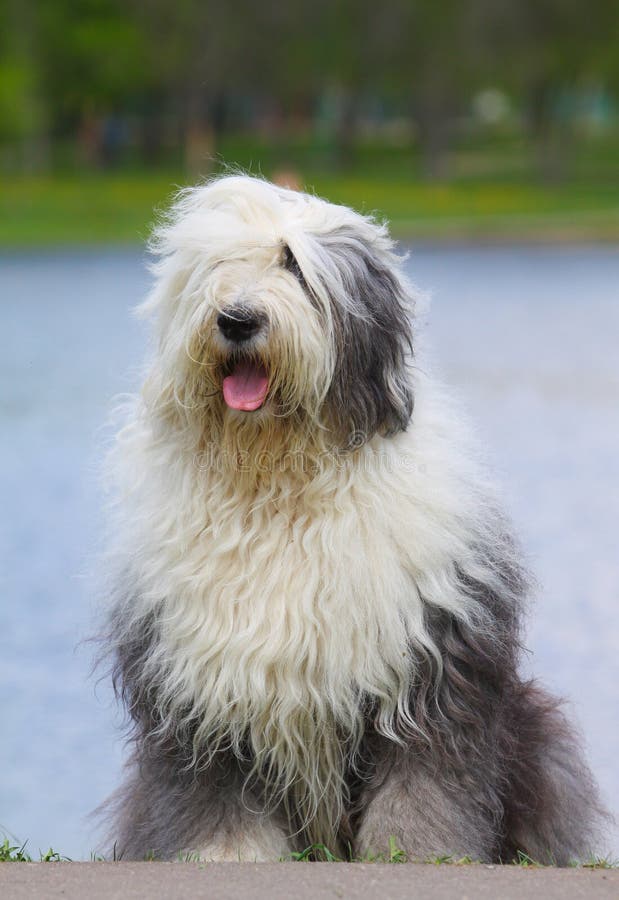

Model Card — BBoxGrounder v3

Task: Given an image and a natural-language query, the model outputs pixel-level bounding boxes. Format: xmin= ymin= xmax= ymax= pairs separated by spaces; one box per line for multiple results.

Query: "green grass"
xmin=0 ymin=837 xmax=69 ymax=862
xmin=1 ymin=171 xmax=618 ymax=247
xmin=284 ymin=841 xmax=618 ymax=867
xmin=1 ymin=131 xmax=619 ymax=245
xmin=285 ymin=837 xmax=407 ymax=863
xmin=577 ymin=855 xmax=619 ymax=870
xmin=1 ymin=834 xmax=617 ymax=867
xmin=0 ymin=172 xmax=180 ymax=246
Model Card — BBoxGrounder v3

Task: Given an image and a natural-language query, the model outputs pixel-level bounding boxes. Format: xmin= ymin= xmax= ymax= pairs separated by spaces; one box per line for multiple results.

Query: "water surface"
xmin=1 ymin=246 xmax=617 ymax=858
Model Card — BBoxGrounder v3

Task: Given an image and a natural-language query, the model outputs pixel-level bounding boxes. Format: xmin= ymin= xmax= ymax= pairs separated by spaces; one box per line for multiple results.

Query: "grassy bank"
xmin=2 ymin=834 xmax=616 ymax=866
xmin=2 ymin=173 xmax=619 ymax=247
xmin=1 ymin=135 xmax=618 ymax=246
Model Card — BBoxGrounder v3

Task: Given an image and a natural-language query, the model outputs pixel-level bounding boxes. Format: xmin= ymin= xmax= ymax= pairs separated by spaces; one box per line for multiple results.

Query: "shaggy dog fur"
xmin=100 ymin=175 xmax=605 ymax=864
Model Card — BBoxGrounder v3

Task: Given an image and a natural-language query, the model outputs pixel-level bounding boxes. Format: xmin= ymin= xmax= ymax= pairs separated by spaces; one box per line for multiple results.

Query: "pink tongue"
xmin=222 ymin=361 xmax=269 ymax=411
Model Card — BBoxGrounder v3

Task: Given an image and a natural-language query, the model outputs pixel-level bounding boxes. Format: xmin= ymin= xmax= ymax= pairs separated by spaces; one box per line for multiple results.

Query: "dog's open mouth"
xmin=222 ymin=359 xmax=269 ymax=411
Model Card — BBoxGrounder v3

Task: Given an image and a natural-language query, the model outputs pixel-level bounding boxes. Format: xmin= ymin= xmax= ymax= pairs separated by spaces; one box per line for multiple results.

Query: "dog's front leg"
xmin=110 ymin=750 xmax=292 ymax=862
xmin=187 ymin=805 xmax=292 ymax=863
xmin=354 ymin=747 xmax=496 ymax=863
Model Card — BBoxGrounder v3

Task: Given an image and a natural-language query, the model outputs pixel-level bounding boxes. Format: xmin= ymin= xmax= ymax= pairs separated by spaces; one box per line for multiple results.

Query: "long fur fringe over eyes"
xmin=98 ymin=174 xmax=607 ymax=864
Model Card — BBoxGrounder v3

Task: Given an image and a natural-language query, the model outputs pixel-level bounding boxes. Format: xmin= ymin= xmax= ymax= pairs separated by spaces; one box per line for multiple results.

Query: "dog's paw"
xmin=185 ymin=826 xmax=290 ymax=863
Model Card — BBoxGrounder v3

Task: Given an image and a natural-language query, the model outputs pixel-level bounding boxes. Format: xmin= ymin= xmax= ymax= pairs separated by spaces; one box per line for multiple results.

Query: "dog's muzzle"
xmin=217 ymin=306 xmax=263 ymax=344
xmin=217 ymin=305 xmax=269 ymax=411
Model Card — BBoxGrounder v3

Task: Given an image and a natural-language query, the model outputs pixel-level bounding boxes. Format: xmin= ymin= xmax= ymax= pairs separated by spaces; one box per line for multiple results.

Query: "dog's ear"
xmin=316 ymin=227 xmax=414 ymax=446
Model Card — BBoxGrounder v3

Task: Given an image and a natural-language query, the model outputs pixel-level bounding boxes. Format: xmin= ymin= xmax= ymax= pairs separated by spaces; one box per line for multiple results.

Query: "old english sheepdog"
xmin=100 ymin=174 xmax=604 ymax=864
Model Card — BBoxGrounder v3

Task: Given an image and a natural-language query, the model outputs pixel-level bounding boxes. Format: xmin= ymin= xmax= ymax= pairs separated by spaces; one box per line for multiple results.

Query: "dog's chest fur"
xmin=152 ymin=454 xmax=418 ymax=739
xmin=116 ymin=401 xmax=476 ymax=834
xmin=120 ymin=444 xmax=432 ymax=839
xmin=122 ymin=406 xmax=473 ymax=756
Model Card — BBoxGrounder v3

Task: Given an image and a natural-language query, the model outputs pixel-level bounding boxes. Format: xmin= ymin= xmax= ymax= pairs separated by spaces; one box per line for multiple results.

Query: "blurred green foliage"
xmin=1 ymin=0 xmax=618 ymax=170
xmin=2 ymin=135 xmax=619 ymax=245
xmin=0 ymin=0 xmax=617 ymax=242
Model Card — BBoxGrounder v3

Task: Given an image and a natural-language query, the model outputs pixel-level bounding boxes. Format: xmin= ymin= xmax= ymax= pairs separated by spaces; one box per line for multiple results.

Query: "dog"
xmin=100 ymin=174 xmax=604 ymax=864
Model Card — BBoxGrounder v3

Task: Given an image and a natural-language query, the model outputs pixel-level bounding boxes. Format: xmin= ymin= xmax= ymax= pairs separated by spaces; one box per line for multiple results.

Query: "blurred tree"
xmin=364 ymin=0 xmax=475 ymax=178
xmin=1 ymin=0 xmax=618 ymax=176
xmin=37 ymin=0 xmax=149 ymax=165
xmin=486 ymin=0 xmax=619 ymax=179
xmin=0 ymin=0 xmax=48 ymax=168
xmin=117 ymin=0 xmax=253 ymax=173
xmin=317 ymin=0 xmax=500 ymax=178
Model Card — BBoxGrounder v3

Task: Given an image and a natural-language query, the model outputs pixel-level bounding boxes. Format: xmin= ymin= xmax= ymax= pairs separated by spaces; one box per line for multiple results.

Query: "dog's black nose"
xmin=217 ymin=307 xmax=262 ymax=343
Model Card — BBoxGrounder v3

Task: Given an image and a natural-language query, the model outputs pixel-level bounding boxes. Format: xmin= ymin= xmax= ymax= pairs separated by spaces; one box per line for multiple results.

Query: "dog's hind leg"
xmin=354 ymin=687 xmax=607 ymax=865
xmin=499 ymin=681 xmax=607 ymax=865
xmin=106 ymin=749 xmax=292 ymax=862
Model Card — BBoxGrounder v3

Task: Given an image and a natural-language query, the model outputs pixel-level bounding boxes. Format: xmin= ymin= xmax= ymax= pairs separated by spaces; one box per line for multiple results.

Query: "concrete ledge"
xmin=1 ymin=862 xmax=618 ymax=900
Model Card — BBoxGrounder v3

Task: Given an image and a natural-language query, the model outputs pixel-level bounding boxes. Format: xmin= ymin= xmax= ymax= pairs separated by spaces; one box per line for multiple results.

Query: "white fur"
xmin=104 ymin=176 xmax=515 ymax=846
xmin=193 ymin=815 xmax=290 ymax=863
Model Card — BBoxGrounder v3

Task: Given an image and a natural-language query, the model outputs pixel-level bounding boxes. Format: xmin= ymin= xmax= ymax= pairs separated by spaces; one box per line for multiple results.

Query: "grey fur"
xmin=307 ymin=228 xmax=414 ymax=447
xmin=98 ymin=535 xmax=606 ymax=862
xmin=98 ymin=592 xmax=292 ymax=859
xmin=352 ymin=555 xmax=606 ymax=864
xmin=103 ymin=740 xmax=292 ymax=860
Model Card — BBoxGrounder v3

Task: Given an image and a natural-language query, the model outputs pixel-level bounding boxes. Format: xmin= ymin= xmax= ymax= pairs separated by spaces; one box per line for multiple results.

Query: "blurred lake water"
xmin=1 ymin=245 xmax=618 ymax=859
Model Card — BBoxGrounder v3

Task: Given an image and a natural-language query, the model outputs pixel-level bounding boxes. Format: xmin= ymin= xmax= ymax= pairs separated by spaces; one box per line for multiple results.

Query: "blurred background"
xmin=1 ymin=0 xmax=618 ymax=861
xmin=1 ymin=0 xmax=619 ymax=240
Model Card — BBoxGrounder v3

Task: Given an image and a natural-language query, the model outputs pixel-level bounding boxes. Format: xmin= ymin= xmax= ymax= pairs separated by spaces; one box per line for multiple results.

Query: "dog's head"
xmin=142 ymin=175 xmax=414 ymax=449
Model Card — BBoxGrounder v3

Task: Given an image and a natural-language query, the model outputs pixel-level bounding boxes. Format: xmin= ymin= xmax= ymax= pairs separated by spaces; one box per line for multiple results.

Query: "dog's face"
xmin=144 ymin=176 xmax=414 ymax=448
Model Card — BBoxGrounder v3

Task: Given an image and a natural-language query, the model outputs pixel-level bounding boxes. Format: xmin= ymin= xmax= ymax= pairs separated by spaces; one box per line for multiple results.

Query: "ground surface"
xmin=1 ymin=863 xmax=618 ymax=900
